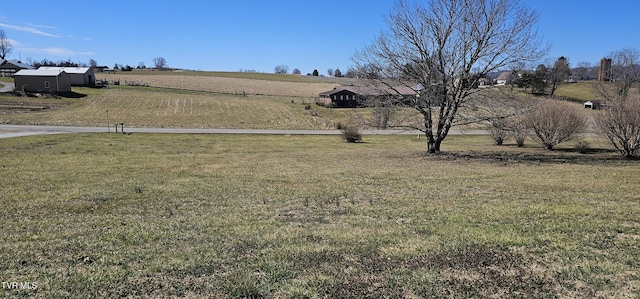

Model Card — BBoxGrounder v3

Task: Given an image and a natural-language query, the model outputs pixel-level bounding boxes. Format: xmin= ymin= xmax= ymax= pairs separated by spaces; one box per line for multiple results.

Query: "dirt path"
xmin=0 ymin=82 xmax=15 ymax=93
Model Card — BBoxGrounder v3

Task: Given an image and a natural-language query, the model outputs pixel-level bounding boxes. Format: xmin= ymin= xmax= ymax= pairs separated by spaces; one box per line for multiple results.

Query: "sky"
xmin=1 ymin=1 xmax=639 ymax=74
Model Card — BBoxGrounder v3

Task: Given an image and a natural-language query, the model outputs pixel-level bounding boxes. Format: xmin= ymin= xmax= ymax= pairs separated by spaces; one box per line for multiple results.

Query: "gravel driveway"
xmin=0 ymin=82 xmax=15 ymax=93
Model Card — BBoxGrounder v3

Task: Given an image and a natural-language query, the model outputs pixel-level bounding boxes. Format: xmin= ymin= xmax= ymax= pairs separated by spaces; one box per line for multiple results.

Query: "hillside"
xmin=97 ymin=72 xmax=338 ymax=98
xmin=0 ymin=73 xmax=616 ymax=130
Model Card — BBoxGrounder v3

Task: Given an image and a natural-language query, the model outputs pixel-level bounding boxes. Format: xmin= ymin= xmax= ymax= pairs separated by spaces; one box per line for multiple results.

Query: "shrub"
xmin=340 ymin=123 xmax=362 ymax=143
xmin=372 ymin=104 xmax=395 ymax=129
xmin=524 ymin=99 xmax=587 ymax=150
xmin=511 ymin=120 xmax=527 ymax=147
xmin=595 ymin=96 xmax=640 ymax=158
xmin=488 ymin=118 xmax=510 ymax=145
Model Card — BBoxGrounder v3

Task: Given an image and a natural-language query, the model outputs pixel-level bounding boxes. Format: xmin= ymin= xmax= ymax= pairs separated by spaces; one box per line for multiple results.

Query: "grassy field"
xmin=0 ymin=75 xmax=638 ymax=297
xmin=0 ymin=86 xmax=364 ymax=129
xmin=0 ymin=133 xmax=638 ymax=297
xmin=0 ymin=72 xmax=364 ymax=130
xmin=0 ymin=80 xmax=601 ymax=131
xmin=0 ymin=72 xmax=613 ymax=129
xmin=553 ymin=82 xmax=598 ymax=102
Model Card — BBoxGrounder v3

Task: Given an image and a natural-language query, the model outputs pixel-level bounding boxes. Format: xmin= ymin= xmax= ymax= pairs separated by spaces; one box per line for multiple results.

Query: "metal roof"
xmin=37 ymin=67 xmax=91 ymax=74
xmin=319 ymin=85 xmax=417 ymax=97
xmin=0 ymin=60 xmax=35 ymax=70
xmin=15 ymin=69 xmax=66 ymax=76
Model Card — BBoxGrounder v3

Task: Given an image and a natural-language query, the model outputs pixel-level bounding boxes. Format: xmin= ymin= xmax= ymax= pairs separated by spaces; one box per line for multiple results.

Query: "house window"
xmin=44 ymin=81 xmax=50 ymax=88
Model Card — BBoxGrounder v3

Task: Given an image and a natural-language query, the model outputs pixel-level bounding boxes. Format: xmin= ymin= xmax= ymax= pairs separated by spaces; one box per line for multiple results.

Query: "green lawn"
xmin=1 ymin=133 xmax=638 ymax=297
xmin=554 ymin=82 xmax=598 ymax=102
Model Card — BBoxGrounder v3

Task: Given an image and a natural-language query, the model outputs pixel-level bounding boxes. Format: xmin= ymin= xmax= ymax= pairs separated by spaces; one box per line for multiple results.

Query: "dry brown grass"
xmin=98 ymin=73 xmax=337 ymax=98
xmin=0 ymin=87 xmax=342 ymax=129
xmin=0 ymin=134 xmax=638 ymax=297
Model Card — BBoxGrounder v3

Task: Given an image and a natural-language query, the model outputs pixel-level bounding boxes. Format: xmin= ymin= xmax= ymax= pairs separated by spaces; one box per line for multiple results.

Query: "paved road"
xmin=0 ymin=82 xmax=15 ymax=93
xmin=0 ymin=124 xmax=488 ymax=139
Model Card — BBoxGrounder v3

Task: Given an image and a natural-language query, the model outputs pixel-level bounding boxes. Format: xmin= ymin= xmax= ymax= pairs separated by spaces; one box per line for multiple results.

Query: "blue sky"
xmin=1 ymin=1 xmax=639 ymax=74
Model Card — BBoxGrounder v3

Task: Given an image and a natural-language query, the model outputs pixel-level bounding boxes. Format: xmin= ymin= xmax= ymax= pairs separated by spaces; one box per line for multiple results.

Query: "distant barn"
xmin=0 ymin=59 xmax=34 ymax=77
xmin=14 ymin=69 xmax=72 ymax=93
xmin=38 ymin=67 xmax=96 ymax=86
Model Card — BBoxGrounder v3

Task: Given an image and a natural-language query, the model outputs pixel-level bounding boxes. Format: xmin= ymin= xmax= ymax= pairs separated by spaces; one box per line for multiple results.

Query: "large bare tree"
xmin=0 ymin=29 xmax=13 ymax=60
xmin=152 ymin=57 xmax=167 ymax=70
xmin=353 ymin=0 xmax=546 ymax=153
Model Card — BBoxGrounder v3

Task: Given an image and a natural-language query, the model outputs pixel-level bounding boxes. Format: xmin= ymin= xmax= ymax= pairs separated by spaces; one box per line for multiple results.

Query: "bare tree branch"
xmin=0 ymin=29 xmax=13 ymax=60
xmin=353 ymin=0 xmax=547 ymax=153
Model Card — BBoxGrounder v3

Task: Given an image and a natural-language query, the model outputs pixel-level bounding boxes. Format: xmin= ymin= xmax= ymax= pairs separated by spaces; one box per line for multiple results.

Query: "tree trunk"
xmin=427 ymin=140 xmax=438 ymax=153
xmin=425 ymin=131 xmax=443 ymax=153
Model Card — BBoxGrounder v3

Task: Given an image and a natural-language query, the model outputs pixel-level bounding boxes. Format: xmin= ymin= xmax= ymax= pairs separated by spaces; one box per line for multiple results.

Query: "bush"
xmin=510 ymin=119 xmax=528 ymax=147
xmin=595 ymin=96 xmax=640 ymax=158
xmin=523 ymin=99 xmax=587 ymax=150
xmin=488 ymin=118 xmax=510 ymax=145
xmin=340 ymin=123 xmax=362 ymax=143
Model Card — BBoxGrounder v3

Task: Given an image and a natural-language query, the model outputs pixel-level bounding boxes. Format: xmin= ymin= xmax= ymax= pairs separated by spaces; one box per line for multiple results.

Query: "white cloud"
xmin=0 ymin=22 xmax=59 ymax=38
xmin=25 ymin=22 xmax=57 ymax=30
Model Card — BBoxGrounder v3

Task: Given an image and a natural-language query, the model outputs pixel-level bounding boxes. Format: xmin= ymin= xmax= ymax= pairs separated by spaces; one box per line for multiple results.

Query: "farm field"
xmin=1 ymin=71 xmax=616 ymax=131
xmin=0 ymin=133 xmax=638 ymax=297
xmin=97 ymin=72 xmax=338 ymax=98
xmin=0 ymin=72 xmax=370 ymax=129
xmin=97 ymin=70 xmax=361 ymax=84
xmin=0 ymin=86 xmax=364 ymax=129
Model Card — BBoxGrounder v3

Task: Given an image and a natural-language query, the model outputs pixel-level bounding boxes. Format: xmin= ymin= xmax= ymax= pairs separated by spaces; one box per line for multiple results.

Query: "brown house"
xmin=14 ymin=69 xmax=72 ymax=93
xmin=496 ymin=71 xmax=516 ymax=85
xmin=318 ymin=85 xmax=417 ymax=108
xmin=318 ymin=86 xmax=364 ymax=108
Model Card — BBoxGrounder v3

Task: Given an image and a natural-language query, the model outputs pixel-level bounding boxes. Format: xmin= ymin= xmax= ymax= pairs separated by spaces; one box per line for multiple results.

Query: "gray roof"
xmin=38 ymin=66 xmax=91 ymax=74
xmin=319 ymin=85 xmax=417 ymax=97
xmin=15 ymin=69 xmax=66 ymax=76
xmin=0 ymin=59 xmax=35 ymax=70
